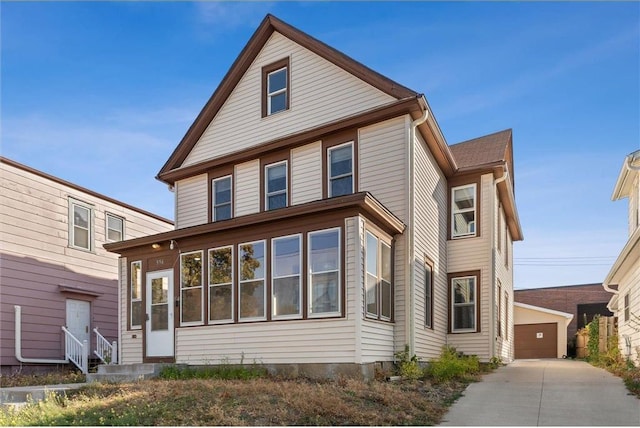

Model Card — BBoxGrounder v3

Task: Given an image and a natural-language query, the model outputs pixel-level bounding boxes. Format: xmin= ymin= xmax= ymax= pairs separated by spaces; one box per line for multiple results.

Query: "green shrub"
xmin=425 ymin=346 xmax=480 ymax=383
xmin=159 ymin=362 xmax=267 ymax=380
xmin=394 ymin=345 xmax=423 ymax=381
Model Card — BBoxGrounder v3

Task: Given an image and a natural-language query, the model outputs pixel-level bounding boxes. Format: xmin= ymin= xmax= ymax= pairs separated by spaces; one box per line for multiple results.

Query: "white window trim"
xmin=68 ymin=198 xmax=94 ymax=252
xmin=208 ymin=245 xmax=234 ymax=324
xmin=130 ymin=260 xmax=142 ymax=330
xmin=267 ymin=66 xmax=287 ymax=116
xmin=180 ymin=250 xmax=204 ymax=327
xmin=451 ymin=183 xmax=477 ymax=239
xmin=212 ymin=175 xmax=233 ymax=222
xmin=271 ymin=234 xmax=302 ymax=320
xmin=264 ymin=160 xmax=288 ymax=211
xmin=365 ymin=231 xmax=379 ymax=319
xmin=308 ymin=227 xmax=341 ymax=318
xmin=238 ymin=240 xmax=267 ymax=322
xmin=105 ymin=212 xmax=125 ymax=243
xmin=451 ymin=275 xmax=478 ymax=333
xmin=327 ymin=142 xmax=354 ymax=198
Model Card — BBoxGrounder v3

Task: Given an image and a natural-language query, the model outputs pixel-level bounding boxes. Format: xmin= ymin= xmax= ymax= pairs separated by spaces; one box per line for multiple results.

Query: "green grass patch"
xmin=158 ymin=363 xmax=268 ymax=381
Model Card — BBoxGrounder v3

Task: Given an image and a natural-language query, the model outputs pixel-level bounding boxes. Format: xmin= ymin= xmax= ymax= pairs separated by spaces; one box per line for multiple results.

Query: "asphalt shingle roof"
xmin=449 ymin=129 xmax=512 ymax=170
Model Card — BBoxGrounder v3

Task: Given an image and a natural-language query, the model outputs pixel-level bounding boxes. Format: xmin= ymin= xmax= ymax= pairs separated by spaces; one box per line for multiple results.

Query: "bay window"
xmin=365 ymin=231 xmax=392 ymax=321
xmin=452 ymin=184 xmax=476 ymax=238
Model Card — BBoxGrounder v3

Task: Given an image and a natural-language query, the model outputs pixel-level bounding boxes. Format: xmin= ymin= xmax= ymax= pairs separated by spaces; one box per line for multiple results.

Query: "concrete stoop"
xmin=0 ymin=383 xmax=86 ymax=410
xmin=86 ymin=363 xmax=167 ymax=383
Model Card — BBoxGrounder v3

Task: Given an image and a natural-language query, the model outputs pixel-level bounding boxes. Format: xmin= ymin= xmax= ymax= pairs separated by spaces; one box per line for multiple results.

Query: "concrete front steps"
xmin=0 ymin=383 xmax=85 ymax=410
xmin=86 ymin=363 xmax=167 ymax=383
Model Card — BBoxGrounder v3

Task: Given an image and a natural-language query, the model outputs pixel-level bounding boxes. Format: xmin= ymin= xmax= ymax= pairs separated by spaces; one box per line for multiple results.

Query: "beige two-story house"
xmin=105 ymin=14 xmax=523 ymax=378
xmin=604 ymin=149 xmax=640 ymax=365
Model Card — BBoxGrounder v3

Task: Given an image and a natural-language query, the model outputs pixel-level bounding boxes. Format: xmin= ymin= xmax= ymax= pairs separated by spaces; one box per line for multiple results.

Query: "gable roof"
xmin=157 ymin=14 xmax=419 ymax=180
xmin=449 ymin=129 xmax=512 ymax=172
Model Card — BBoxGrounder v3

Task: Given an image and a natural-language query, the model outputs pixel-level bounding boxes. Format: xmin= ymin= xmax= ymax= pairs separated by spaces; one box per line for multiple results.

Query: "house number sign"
xmin=536 ymin=332 xmax=544 ymax=339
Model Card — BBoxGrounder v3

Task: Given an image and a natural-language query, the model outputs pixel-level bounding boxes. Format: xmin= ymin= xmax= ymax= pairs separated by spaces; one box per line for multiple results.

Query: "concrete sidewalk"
xmin=439 ymin=359 xmax=639 ymax=426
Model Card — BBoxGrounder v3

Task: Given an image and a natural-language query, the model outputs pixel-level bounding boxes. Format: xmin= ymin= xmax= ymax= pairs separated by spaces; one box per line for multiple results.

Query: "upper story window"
xmin=106 ymin=213 xmax=124 ymax=242
xmin=365 ymin=231 xmax=392 ymax=321
xmin=265 ymin=161 xmax=287 ymax=210
xmin=328 ymin=142 xmax=354 ymax=198
xmin=452 ymin=184 xmax=476 ymax=238
xmin=69 ymin=198 xmax=93 ymax=251
xmin=212 ymin=175 xmax=232 ymax=221
xmin=262 ymin=58 xmax=290 ymax=117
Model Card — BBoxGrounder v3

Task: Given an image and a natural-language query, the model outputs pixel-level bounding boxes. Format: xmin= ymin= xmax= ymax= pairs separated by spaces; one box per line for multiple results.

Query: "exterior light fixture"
xmin=151 ymin=243 xmax=161 ymax=249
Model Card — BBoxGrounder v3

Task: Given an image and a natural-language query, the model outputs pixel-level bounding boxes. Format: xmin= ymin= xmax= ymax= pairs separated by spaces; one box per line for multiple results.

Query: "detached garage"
xmin=514 ymin=302 xmax=573 ymax=359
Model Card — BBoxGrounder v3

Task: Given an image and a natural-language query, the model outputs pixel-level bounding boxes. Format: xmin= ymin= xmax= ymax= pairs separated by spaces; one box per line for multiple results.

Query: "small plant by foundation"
xmin=424 ymin=346 xmax=480 ymax=383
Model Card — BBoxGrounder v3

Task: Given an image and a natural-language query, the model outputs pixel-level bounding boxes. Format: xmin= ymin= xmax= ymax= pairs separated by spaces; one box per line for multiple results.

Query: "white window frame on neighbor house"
xmin=265 ymin=160 xmax=288 ymax=211
xmin=308 ymin=227 xmax=341 ymax=318
xmin=105 ymin=212 xmax=125 ymax=243
xmin=212 ymin=175 xmax=233 ymax=221
xmin=239 ymin=240 xmax=267 ymax=322
xmin=451 ymin=274 xmax=478 ymax=333
xmin=130 ymin=260 xmax=142 ymax=330
xmin=328 ymin=142 xmax=354 ymax=198
xmin=451 ymin=184 xmax=477 ymax=238
xmin=271 ymin=234 xmax=302 ymax=320
xmin=208 ymin=245 xmax=234 ymax=324
xmin=69 ymin=198 xmax=94 ymax=251
xmin=180 ymin=250 xmax=204 ymax=326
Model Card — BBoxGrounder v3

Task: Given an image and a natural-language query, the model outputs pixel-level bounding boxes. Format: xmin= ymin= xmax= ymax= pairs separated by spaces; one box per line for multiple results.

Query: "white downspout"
xmin=407 ymin=104 xmax=430 ymax=355
xmin=15 ymin=305 xmax=69 ymax=364
xmin=491 ymin=167 xmax=508 ymax=359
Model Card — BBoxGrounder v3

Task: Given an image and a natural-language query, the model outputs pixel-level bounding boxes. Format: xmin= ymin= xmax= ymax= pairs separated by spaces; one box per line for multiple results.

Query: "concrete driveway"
xmin=438 ymin=359 xmax=639 ymax=426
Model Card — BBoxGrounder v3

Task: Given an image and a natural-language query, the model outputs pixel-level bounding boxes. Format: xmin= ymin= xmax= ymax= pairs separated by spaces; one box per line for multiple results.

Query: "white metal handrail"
xmin=62 ymin=326 xmax=88 ymax=374
xmin=93 ymin=327 xmax=117 ymax=364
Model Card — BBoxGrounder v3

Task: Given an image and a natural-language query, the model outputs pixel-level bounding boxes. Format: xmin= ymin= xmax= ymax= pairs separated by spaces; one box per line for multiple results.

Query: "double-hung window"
xmin=497 ymin=281 xmax=502 ymax=337
xmin=212 ymin=175 xmax=232 ymax=221
xmin=451 ymin=184 xmax=476 ymax=238
xmin=106 ymin=213 xmax=124 ymax=242
xmin=208 ymin=246 xmax=233 ymax=323
xmin=272 ymin=234 xmax=302 ymax=319
xmin=308 ymin=228 xmax=341 ymax=317
xmin=328 ymin=142 xmax=354 ymax=197
xmin=425 ymin=260 xmax=434 ymax=329
xmin=239 ymin=240 xmax=266 ymax=321
xmin=263 ymin=58 xmax=289 ymax=117
xmin=180 ymin=251 xmax=203 ymax=326
xmin=130 ymin=261 xmax=142 ymax=330
xmin=451 ymin=275 xmax=478 ymax=333
xmin=69 ymin=198 xmax=93 ymax=251
xmin=624 ymin=293 xmax=630 ymax=322
xmin=365 ymin=232 xmax=392 ymax=321
xmin=265 ymin=161 xmax=287 ymax=210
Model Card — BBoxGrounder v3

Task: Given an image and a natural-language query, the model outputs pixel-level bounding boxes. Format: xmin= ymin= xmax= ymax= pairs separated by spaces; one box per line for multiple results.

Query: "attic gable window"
xmin=262 ymin=58 xmax=290 ymax=117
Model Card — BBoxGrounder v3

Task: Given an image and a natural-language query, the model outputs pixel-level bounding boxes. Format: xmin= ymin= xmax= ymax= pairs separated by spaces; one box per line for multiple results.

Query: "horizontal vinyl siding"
xmin=413 ymin=132 xmax=448 ymax=360
xmin=291 ymin=141 xmax=322 ymax=206
xmin=358 ymin=117 xmax=408 ymax=351
xmin=446 ymin=174 xmax=493 ymax=360
xmin=183 ymin=32 xmax=395 ymax=166
xmin=495 ymin=203 xmax=514 ymax=362
xmin=234 ymin=160 xmax=260 ymax=217
xmin=175 ymin=174 xmax=208 ymax=229
xmin=0 ymin=161 xmax=172 ymax=366
xmin=617 ymin=264 xmax=640 ymax=365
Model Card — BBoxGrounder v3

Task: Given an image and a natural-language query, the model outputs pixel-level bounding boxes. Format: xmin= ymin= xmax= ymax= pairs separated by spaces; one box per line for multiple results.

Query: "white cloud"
xmin=194 ymin=2 xmax=274 ymax=29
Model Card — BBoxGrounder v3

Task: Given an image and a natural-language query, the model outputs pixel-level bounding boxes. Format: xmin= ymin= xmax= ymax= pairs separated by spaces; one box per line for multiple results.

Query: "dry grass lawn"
xmin=0 ymin=376 xmax=472 ymax=426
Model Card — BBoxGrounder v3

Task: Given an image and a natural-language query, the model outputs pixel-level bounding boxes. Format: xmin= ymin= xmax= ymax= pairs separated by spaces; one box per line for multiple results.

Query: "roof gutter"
xmin=407 ymin=99 xmax=430 ymax=355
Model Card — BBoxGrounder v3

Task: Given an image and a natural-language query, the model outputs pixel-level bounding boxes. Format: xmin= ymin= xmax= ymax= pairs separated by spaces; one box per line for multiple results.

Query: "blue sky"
xmin=2 ymin=2 xmax=638 ymax=289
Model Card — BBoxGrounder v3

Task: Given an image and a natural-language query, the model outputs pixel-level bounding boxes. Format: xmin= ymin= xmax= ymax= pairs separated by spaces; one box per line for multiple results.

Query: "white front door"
xmin=66 ymin=299 xmax=90 ymax=346
xmin=145 ymin=269 xmax=174 ymax=358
